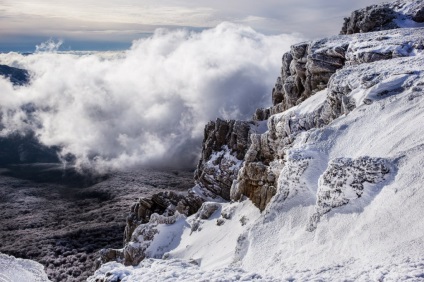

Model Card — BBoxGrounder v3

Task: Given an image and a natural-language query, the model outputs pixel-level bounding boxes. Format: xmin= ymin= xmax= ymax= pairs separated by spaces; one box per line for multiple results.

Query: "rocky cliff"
xmin=236 ymin=26 xmax=423 ymax=210
xmin=92 ymin=0 xmax=424 ymax=280
xmin=341 ymin=0 xmax=424 ymax=34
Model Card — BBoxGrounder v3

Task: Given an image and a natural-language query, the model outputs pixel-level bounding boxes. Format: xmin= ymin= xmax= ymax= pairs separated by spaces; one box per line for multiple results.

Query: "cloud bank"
xmin=0 ymin=23 xmax=302 ymax=172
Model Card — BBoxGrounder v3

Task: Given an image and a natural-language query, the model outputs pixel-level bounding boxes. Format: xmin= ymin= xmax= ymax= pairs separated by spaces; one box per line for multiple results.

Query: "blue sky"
xmin=0 ymin=0 xmax=388 ymax=52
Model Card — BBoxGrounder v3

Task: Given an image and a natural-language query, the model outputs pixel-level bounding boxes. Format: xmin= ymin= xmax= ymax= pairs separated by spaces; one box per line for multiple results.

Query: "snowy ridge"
xmin=90 ymin=2 xmax=424 ymax=281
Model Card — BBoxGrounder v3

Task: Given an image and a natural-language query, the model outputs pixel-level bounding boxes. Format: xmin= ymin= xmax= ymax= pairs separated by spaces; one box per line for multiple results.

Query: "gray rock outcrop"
xmin=255 ymin=38 xmax=348 ymax=121
xmin=307 ymin=157 xmax=390 ymax=231
xmin=123 ymin=191 xmax=203 ymax=245
xmin=99 ymin=190 xmax=203 ymax=266
xmin=194 ymin=119 xmax=252 ymax=200
xmin=254 ymin=0 xmax=424 ymax=123
xmin=96 ymin=0 xmax=424 ymax=272
xmin=341 ymin=0 xmax=424 ymax=35
xmin=238 ymin=27 xmax=423 ymax=210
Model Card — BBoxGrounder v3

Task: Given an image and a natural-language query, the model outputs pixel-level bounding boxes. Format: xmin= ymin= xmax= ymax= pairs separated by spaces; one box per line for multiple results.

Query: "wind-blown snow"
xmin=0 ymin=253 xmax=50 ymax=282
xmin=0 ymin=23 xmax=302 ymax=172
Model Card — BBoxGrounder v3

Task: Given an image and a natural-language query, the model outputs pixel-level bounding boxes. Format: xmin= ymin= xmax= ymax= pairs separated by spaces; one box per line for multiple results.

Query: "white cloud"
xmin=0 ymin=23 xmax=303 ymax=172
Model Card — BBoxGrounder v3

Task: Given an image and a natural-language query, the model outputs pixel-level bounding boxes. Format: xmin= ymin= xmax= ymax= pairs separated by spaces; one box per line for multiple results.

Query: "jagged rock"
xmin=253 ymin=108 xmax=270 ymax=121
xmin=341 ymin=0 xmax=424 ymax=35
xmin=341 ymin=5 xmax=396 ymax=35
xmin=0 ymin=64 xmax=30 ymax=86
xmin=261 ymin=40 xmax=349 ymax=119
xmin=412 ymin=7 xmax=424 ymax=22
xmin=123 ymin=191 xmax=203 ymax=245
xmin=99 ymin=189 xmax=203 ymax=267
xmin=93 ymin=1 xmax=424 ymax=279
xmin=124 ymin=213 xmax=182 ymax=266
xmin=194 ymin=119 xmax=252 ymax=200
xmin=103 ymin=212 xmax=185 ymax=267
xmin=241 ymin=27 xmax=423 ymax=211
xmin=252 ymin=0 xmax=424 ymax=123
xmin=307 ymin=157 xmax=390 ymax=231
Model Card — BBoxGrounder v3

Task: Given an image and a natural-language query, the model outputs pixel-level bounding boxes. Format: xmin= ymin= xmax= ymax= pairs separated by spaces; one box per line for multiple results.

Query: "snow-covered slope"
xmin=0 ymin=253 xmax=50 ymax=282
xmin=90 ymin=1 xmax=424 ymax=281
xmin=238 ymin=54 xmax=424 ymax=280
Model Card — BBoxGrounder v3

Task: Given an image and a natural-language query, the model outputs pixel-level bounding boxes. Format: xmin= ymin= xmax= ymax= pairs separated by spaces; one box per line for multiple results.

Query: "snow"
xmin=144 ymin=215 xmax=188 ymax=259
xmin=166 ymin=200 xmax=261 ymax=270
xmin=250 ymin=120 xmax=268 ymax=134
xmin=0 ymin=253 xmax=50 ymax=282
xmin=88 ymin=258 xmax=275 ymax=282
xmin=350 ymin=73 xmax=411 ymax=106
xmin=90 ymin=22 xmax=424 ymax=282
xmin=239 ymin=52 xmax=424 ymax=280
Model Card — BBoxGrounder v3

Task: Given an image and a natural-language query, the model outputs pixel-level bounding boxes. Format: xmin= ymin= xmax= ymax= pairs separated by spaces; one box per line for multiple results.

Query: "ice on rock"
xmin=307 ymin=157 xmax=391 ymax=231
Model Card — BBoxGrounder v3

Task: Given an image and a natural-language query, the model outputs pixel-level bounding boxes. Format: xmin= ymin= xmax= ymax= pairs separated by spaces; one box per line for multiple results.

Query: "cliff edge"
xmin=91 ymin=0 xmax=424 ymax=281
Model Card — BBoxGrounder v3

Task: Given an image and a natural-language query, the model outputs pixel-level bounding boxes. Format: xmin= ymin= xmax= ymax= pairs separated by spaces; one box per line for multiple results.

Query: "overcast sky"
xmin=0 ymin=0 xmax=388 ymax=51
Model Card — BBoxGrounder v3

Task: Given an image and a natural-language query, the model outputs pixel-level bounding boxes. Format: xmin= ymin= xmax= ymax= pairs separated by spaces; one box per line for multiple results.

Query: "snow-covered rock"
xmin=256 ymin=26 xmax=424 ymax=122
xmin=194 ymin=119 xmax=252 ymax=200
xmin=0 ymin=253 xmax=50 ymax=282
xmin=341 ymin=0 xmax=424 ymax=35
xmin=236 ymin=27 xmax=424 ymax=210
xmin=307 ymin=156 xmax=391 ymax=231
xmin=92 ymin=1 xmax=424 ymax=280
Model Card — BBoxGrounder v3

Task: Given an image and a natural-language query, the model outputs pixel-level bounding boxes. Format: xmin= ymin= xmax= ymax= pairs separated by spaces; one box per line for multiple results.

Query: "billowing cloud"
xmin=0 ymin=23 xmax=303 ymax=172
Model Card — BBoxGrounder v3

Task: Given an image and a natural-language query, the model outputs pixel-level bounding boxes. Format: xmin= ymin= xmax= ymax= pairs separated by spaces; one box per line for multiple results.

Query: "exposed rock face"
xmin=254 ymin=0 xmax=424 ymax=123
xmin=123 ymin=212 xmax=184 ymax=266
xmin=0 ymin=64 xmax=29 ymax=86
xmin=341 ymin=0 xmax=424 ymax=35
xmin=341 ymin=5 xmax=397 ymax=35
xmin=96 ymin=0 xmax=424 ymax=273
xmin=307 ymin=157 xmax=390 ymax=231
xmin=237 ymin=27 xmax=423 ymax=210
xmin=99 ymin=190 xmax=203 ymax=266
xmin=123 ymin=191 xmax=203 ymax=245
xmin=194 ymin=119 xmax=252 ymax=200
xmin=254 ymin=39 xmax=348 ymax=121
xmin=196 ymin=202 xmax=220 ymax=220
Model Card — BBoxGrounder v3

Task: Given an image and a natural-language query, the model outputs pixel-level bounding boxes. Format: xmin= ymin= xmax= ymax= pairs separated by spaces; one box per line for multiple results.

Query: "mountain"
xmin=88 ymin=1 xmax=424 ymax=281
xmin=2 ymin=0 xmax=423 ymax=281
xmin=89 ymin=0 xmax=424 ymax=280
